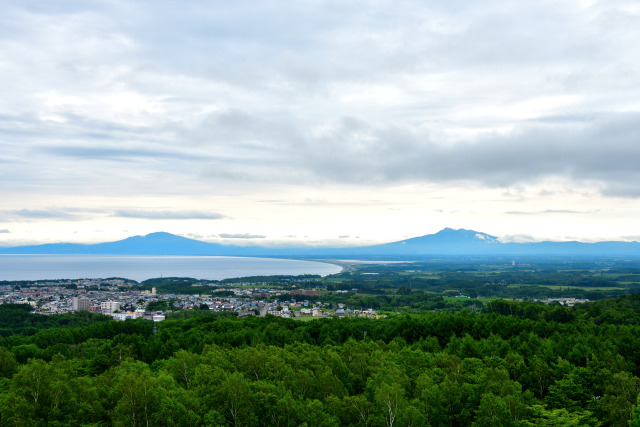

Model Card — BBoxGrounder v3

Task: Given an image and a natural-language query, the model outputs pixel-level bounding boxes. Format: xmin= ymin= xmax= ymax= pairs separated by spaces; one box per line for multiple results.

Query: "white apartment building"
xmin=72 ymin=297 xmax=91 ymax=311
xmin=100 ymin=300 xmax=121 ymax=313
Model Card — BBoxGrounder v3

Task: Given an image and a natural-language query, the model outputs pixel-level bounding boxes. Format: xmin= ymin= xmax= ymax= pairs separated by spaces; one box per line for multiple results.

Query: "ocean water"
xmin=0 ymin=255 xmax=342 ymax=282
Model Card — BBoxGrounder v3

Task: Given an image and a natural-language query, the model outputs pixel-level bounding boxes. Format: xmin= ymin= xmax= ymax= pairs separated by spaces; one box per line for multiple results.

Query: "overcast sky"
xmin=1 ymin=0 xmax=640 ymax=246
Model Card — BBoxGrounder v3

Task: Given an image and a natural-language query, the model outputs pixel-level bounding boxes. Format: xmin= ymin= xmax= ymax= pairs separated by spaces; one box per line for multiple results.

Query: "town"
xmin=0 ymin=278 xmax=382 ymax=321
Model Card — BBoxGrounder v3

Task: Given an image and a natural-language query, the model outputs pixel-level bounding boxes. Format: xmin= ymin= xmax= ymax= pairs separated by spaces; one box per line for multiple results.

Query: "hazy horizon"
xmin=2 ymin=1 xmax=639 ymax=247
xmin=2 ymin=227 xmax=640 ymax=249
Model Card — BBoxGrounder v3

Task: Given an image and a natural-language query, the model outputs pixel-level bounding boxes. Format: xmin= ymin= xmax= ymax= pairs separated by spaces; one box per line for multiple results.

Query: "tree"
xmin=216 ymin=372 xmax=256 ymax=426
xmin=165 ymin=349 xmax=201 ymax=390
xmin=523 ymin=404 xmax=601 ymax=426
xmin=0 ymin=346 xmax=17 ymax=378
xmin=597 ymin=371 xmax=640 ymax=426
xmin=300 ymin=399 xmax=339 ymax=427
xmin=0 ymin=390 xmax=35 ymax=426
xmin=285 ymin=368 xmax=315 ymax=399
xmin=473 ymin=393 xmax=514 ymax=427
xmin=112 ymin=360 xmax=160 ymax=427
xmin=12 ymin=358 xmax=50 ymax=405
xmin=629 ymin=392 xmax=640 ymax=427
xmin=374 ymin=382 xmax=405 ymax=427
xmin=343 ymin=395 xmax=373 ymax=426
xmin=528 ymin=356 xmax=551 ymax=399
xmin=545 ymin=369 xmax=592 ymax=412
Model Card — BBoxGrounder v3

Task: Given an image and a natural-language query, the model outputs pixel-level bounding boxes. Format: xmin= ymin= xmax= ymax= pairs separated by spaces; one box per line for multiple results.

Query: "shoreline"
xmin=0 ymin=255 xmax=342 ymax=282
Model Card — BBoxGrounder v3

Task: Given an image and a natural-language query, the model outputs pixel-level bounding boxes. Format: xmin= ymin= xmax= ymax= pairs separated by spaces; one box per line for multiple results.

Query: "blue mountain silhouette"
xmin=1 ymin=228 xmax=640 ymax=256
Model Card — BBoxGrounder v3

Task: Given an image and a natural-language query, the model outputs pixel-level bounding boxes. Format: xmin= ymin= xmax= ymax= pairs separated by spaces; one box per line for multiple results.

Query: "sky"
xmin=1 ymin=0 xmax=640 ymax=247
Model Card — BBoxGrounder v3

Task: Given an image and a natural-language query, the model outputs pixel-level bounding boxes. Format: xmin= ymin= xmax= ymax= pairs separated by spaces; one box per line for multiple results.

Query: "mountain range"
xmin=2 ymin=228 xmax=640 ymax=257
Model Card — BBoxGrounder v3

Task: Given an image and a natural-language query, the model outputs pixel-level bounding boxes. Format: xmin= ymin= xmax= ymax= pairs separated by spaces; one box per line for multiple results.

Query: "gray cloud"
xmin=218 ymin=233 xmax=266 ymax=239
xmin=112 ymin=210 xmax=225 ymax=220
xmin=0 ymin=209 xmax=85 ymax=221
xmin=280 ymin=112 xmax=640 ymax=195
xmin=2 ymin=1 xmax=638 ymax=197
xmin=506 ymin=209 xmax=587 ymax=215
xmin=543 ymin=210 xmax=588 ymax=214
xmin=193 ymin=110 xmax=640 ymax=198
xmin=42 ymin=146 xmax=208 ymax=162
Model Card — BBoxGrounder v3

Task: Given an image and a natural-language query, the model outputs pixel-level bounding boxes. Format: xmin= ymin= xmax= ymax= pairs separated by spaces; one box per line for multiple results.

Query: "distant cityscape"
xmin=0 ymin=278 xmax=382 ymax=321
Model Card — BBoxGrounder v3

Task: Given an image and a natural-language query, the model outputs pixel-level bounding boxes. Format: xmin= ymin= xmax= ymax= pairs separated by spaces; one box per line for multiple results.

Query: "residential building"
xmin=101 ymin=300 xmax=121 ymax=313
xmin=72 ymin=297 xmax=91 ymax=311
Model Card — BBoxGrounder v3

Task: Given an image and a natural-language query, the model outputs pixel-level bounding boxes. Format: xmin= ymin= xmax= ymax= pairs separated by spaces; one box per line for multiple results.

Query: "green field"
xmin=290 ymin=315 xmax=322 ymax=321
xmin=507 ymin=284 xmax=626 ymax=291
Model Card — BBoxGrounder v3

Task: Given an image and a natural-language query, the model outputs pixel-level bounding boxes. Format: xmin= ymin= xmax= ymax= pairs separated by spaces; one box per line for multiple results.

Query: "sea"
xmin=0 ymin=255 xmax=343 ymax=282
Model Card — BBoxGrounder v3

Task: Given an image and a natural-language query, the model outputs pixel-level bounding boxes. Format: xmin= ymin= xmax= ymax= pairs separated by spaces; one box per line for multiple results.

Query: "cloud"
xmin=218 ymin=233 xmax=266 ymax=239
xmin=506 ymin=209 xmax=588 ymax=215
xmin=543 ymin=210 xmax=588 ymax=214
xmin=0 ymin=229 xmax=10 ymax=233
xmin=498 ymin=234 xmax=538 ymax=243
xmin=2 ymin=0 xmax=640 ymax=245
xmin=41 ymin=145 xmax=208 ymax=162
xmin=0 ymin=209 xmax=85 ymax=221
xmin=1 ymin=1 xmax=638 ymax=198
xmin=112 ymin=210 xmax=225 ymax=220
xmin=0 ymin=207 xmax=227 ymax=223
xmin=173 ymin=107 xmax=640 ymax=199
xmin=286 ymin=112 xmax=640 ymax=192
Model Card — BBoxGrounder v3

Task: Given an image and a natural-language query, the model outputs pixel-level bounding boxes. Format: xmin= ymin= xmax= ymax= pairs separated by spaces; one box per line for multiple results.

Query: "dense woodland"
xmin=3 ymin=293 xmax=640 ymax=426
xmin=3 ymin=258 xmax=640 ymax=425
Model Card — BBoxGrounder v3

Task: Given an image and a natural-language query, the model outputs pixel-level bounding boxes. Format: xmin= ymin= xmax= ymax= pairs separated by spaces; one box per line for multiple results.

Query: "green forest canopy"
xmin=2 ymin=294 xmax=640 ymax=426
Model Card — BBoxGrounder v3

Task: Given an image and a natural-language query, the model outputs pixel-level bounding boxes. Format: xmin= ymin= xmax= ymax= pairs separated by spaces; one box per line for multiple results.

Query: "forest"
xmin=3 ymin=292 xmax=640 ymax=426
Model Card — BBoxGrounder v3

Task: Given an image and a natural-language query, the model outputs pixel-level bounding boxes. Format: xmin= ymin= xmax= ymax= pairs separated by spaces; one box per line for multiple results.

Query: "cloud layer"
xmin=113 ymin=210 xmax=225 ymax=220
xmin=1 ymin=0 xmax=640 ymax=243
xmin=218 ymin=233 xmax=266 ymax=239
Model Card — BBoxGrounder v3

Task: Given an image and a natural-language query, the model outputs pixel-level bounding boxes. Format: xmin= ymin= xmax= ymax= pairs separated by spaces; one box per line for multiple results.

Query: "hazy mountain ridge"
xmin=1 ymin=228 xmax=640 ymax=257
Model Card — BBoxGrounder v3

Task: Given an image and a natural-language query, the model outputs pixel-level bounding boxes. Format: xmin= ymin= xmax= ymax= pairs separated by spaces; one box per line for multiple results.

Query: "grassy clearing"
xmin=442 ymin=296 xmax=474 ymax=302
xmin=290 ymin=315 xmax=321 ymax=321
xmin=506 ymin=284 xmax=626 ymax=291
xmin=440 ymin=296 xmax=503 ymax=303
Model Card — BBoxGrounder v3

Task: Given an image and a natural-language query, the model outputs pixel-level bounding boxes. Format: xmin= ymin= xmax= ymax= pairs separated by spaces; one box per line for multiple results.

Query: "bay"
xmin=0 ymin=255 xmax=342 ymax=282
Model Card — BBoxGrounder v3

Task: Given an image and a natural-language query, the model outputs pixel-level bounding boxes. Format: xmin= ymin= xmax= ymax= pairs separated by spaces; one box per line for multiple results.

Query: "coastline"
xmin=0 ymin=255 xmax=343 ymax=282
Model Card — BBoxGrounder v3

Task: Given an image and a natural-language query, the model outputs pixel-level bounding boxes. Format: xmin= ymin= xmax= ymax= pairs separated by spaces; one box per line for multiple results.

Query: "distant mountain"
xmin=2 ymin=228 xmax=640 ymax=257
xmin=0 ymin=232 xmax=234 ymax=256
xmin=378 ymin=227 xmax=501 ymax=254
xmin=90 ymin=232 xmax=227 ymax=255
xmin=355 ymin=228 xmax=640 ymax=256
